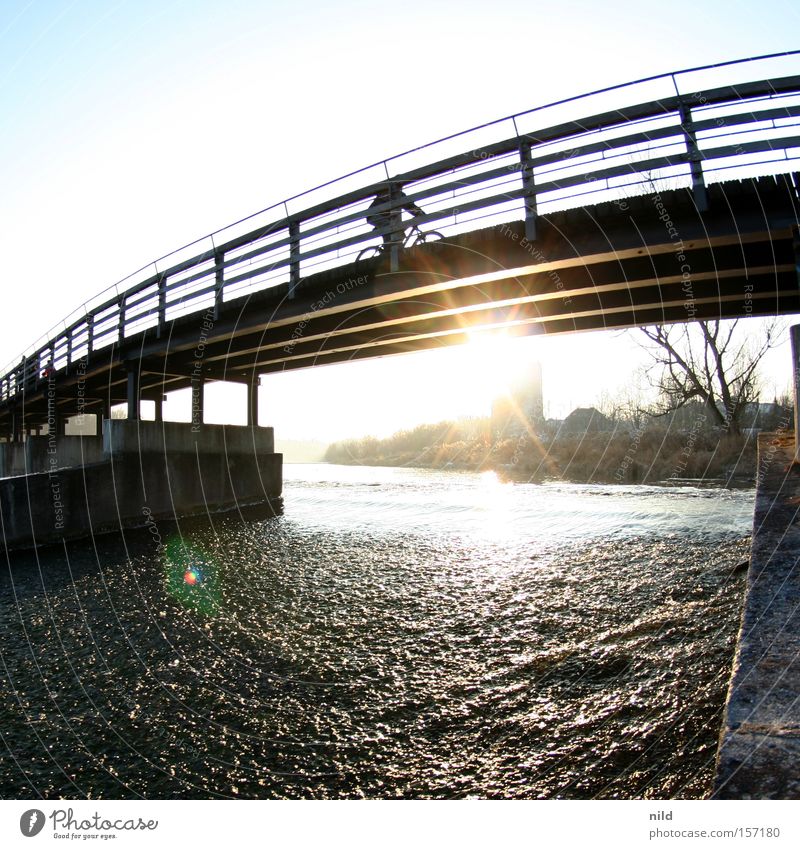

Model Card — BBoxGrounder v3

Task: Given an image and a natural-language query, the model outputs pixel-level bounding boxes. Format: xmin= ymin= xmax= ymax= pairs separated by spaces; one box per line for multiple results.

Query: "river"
xmin=0 ymin=464 xmax=753 ymax=799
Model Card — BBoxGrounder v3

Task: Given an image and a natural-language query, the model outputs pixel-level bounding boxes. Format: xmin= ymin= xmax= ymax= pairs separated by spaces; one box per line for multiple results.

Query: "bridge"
xmin=2 ymin=52 xmax=800 ymax=800
xmin=0 ymin=52 xmax=799 ymax=435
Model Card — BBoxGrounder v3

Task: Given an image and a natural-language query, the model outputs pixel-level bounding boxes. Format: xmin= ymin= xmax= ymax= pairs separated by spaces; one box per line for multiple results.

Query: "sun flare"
xmin=461 ymin=329 xmax=526 ymax=402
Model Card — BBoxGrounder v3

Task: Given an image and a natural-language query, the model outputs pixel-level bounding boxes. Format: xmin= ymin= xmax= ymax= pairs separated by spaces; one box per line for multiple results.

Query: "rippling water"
xmin=0 ymin=465 xmax=752 ymax=799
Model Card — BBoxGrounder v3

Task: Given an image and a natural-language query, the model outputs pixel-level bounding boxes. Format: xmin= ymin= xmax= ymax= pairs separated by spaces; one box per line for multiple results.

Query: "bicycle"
xmin=356 ymin=223 xmax=444 ymax=265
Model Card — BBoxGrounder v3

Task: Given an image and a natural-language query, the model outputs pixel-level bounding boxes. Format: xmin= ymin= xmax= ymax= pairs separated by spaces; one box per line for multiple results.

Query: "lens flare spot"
xmin=164 ymin=536 xmax=221 ymax=616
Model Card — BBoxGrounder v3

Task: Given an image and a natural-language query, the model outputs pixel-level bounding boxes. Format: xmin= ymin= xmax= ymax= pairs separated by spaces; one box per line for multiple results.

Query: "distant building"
xmin=491 ymin=363 xmax=544 ymax=437
xmin=739 ymin=400 xmax=791 ymax=432
xmin=665 ymin=399 xmax=791 ymax=434
xmin=560 ymin=406 xmax=615 ymax=434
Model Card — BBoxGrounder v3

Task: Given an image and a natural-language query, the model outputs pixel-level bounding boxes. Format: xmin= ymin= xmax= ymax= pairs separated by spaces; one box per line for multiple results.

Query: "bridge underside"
xmin=2 ymin=174 xmax=799 ymax=430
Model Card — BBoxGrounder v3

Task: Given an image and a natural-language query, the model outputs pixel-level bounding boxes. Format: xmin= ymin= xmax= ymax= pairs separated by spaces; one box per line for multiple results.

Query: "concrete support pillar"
xmin=99 ymin=399 xmax=110 ymax=423
xmin=792 ymin=324 xmax=800 ymax=463
xmin=10 ymin=408 xmax=21 ymax=443
xmin=247 ymin=377 xmax=259 ymax=427
xmin=126 ymin=367 xmax=140 ymax=421
xmin=154 ymin=394 xmax=164 ymax=422
xmin=46 ymin=383 xmax=59 ymax=436
xmin=191 ymin=374 xmax=204 ymax=429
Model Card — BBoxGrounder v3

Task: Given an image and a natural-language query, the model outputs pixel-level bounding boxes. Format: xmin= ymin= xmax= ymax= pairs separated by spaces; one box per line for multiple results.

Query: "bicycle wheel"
xmin=356 ymin=245 xmax=383 ymax=264
xmin=409 ymin=230 xmax=444 ymax=246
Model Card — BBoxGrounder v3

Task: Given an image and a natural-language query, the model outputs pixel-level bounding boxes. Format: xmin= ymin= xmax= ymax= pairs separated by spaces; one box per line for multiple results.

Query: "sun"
xmin=462 ymin=328 xmax=522 ymax=401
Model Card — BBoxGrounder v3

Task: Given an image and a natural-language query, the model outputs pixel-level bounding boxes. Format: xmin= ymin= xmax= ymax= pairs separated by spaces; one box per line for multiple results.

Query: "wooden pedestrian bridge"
xmin=0 ymin=51 xmax=799 ymax=435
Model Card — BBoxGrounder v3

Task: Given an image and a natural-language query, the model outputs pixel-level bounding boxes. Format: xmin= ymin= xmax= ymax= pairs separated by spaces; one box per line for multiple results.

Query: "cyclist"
xmin=366 ymin=183 xmax=424 ymax=246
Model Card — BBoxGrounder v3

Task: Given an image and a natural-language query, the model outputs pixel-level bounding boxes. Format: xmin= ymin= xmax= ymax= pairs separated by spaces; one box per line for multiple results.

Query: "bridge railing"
xmin=2 ymin=51 xmax=799 ymax=405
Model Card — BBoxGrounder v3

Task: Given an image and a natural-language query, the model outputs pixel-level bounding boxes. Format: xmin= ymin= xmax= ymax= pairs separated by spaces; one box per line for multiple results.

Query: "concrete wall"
xmin=103 ymin=420 xmax=274 ymax=456
xmin=26 ymin=435 xmax=106 ymax=472
xmin=714 ymin=433 xmax=800 ymax=799
xmin=0 ymin=443 xmax=26 ymax=478
xmin=1 ymin=436 xmax=106 ymax=477
xmin=0 ymin=421 xmax=282 ymax=550
xmin=1 ymin=422 xmax=274 ymax=479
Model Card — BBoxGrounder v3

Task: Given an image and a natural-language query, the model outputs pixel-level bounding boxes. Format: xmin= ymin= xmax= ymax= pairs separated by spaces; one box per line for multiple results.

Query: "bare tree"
xmin=595 ymin=380 xmax=650 ymax=429
xmin=638 ymin=319 xmax=783 ymax=435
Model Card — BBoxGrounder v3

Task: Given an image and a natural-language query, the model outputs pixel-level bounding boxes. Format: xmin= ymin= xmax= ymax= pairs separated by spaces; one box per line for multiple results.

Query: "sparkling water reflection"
xmin=0 ymin=464 xmax=752 ymax=798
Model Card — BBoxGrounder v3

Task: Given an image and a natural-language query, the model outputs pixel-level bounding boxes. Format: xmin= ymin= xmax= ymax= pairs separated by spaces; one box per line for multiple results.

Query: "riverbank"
xmin=325 ymin=423 xmax=758 ymax=486
xmin=714 ymin=433 xmax=800 ymax=799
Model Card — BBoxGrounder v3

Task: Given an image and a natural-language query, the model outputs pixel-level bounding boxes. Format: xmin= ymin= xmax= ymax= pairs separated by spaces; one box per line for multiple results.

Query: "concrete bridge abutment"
xmin=0 ymin=420 xmax=282 ymax=550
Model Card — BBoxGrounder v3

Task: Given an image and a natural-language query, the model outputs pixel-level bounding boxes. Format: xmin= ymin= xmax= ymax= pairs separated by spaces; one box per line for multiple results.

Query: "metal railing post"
xmin=213 ymin=252 xmax=224 ymax=319
xmin=157 ymin=274 xmax=167 ymax=336
xmin=118 ymin=297 xmax=126 ymax=344
xmin=389 ymin=183 xmax=401 ymax=273
xmin=87 ymin=314 xmax=94 ymax=357
xmin=289 ymin=221 xmax=300 ymax=299
xmin=520 ymin=140 xmax=538 ymax=242
xmin=678 ymin=102 xmax=709 ymax=212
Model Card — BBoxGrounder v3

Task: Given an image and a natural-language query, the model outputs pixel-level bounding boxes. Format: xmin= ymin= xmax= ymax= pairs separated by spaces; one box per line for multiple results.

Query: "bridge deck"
xmin=1 ymin=175 xmax=797 ymax=430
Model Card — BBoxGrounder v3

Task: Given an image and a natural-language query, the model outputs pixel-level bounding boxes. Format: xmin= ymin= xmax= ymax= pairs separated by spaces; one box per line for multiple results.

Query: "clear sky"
xmin=1 ymin=0 xmax=799 ymax=441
